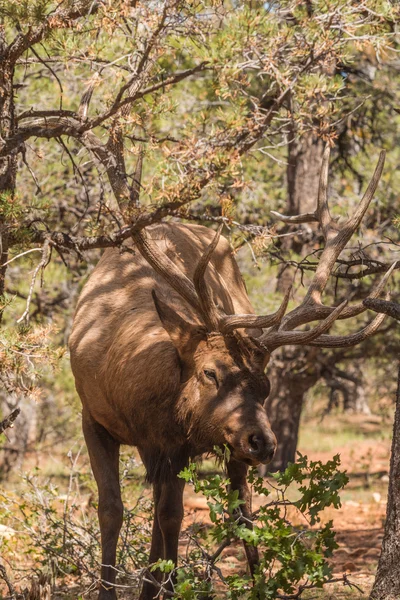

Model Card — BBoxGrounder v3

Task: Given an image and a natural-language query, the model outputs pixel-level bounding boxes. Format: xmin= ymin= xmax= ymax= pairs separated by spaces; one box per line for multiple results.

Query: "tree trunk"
xmin=0 ymin=234 xmax=8 ymax=323
xmin=266 ymin=374 xmax=305 ymax=472
xmin=269 ymin=131 xmax=326 ymax=469
xmin=369 ymin=363 xmax=400 ymax=600
xmin=263 ymin=348 xmax=322 ymax=473
xmin=0 ymin=33 xmax=17 ymax=324
xmin=287 ymin=130 xmax=325 ymax=215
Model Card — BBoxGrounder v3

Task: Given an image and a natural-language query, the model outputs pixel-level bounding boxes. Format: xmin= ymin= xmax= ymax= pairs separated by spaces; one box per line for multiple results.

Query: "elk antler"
xmin=218 ymin=284 xmax=292 ymax=334
xmin=129 ymin=161 xmax=225 ymax=330
xmin=128 ymin=154 xmax=298 ymax=332
xmin=132 ymin=147 xmax=393 ymax=345
xmin=132 ymin=228 xmax=202 ymax=313
xmin=258 ymin=146 xmax=393 ymax=351
xmin=193 ymin=223 xmax=224 ymax=331
xmin=363 ymin=297 xmax=400 ymax=321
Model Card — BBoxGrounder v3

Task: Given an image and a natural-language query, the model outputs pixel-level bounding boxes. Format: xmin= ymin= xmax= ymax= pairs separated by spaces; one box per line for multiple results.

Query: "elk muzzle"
xmin=224 ymin=412 xmax=277 ymax=466
xmin=247 ymin=432 xmax=276 ymax=463
xmin=240 ymin=428 xmax=277 ymax=465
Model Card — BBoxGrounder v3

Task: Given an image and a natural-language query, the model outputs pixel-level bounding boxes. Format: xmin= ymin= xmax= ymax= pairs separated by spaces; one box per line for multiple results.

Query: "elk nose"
xmin=248 ymin=433 xmax=276 ymax=463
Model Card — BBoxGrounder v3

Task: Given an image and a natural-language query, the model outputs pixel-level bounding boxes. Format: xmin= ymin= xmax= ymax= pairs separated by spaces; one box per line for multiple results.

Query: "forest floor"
xmin=0 ymin=410 xmax=393 ymax=599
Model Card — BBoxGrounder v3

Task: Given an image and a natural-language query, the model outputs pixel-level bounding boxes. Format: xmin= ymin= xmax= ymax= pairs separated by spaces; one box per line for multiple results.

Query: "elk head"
xmin=151 ymin=287 xmax=277 ymax=465
xmin=131 ymin=147 xmax=394 ymax=466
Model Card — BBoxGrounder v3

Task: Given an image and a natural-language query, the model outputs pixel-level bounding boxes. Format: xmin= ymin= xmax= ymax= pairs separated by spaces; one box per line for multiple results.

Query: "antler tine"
xmin=219 ymin=284 xmax=292 ymax=334
xmin=277 ymin=149 xmax=386 ymax=333
xmin=262 ymin=265 xmax=394 ymax=352
xmin=346 ymin=150 xmax=386 ymax=231
xmin=277 ymin=261 xmax=397 ymax=330
xmin=129 ymin=154 xmax=226 ymax=330
xmin=193 ymin=223 xmax=224 ymax=331
xmin=308 ymin=292 xmax=391 ymax=348
xmin=316 ymin=144 xmax=333 ymax=239
xmin=262 ymin=300 xmax=348 ymax=351
xmin=270 ymin=146 xmax=331 ymax=231
xmin=272 ymin=148 xmax=385 ymax=313
xmin=363 ymin=297 xmax=400 ymax=321
xmin=78 ymin=72 xmax=100 ymax=121
xmin=363 ymin=260 xmax=397 ymax=300
xmin=132 ymin=230 xmax=202 ymax=315
xmin=129 ymin=151 xmax=205 ymax=320
xmin=259 ymin=148 xmax=390 ymax=353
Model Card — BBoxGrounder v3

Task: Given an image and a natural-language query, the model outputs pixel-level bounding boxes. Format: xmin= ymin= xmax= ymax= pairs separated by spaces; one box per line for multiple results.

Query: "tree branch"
xmin=0 ymin=408 xmax=20 ymax=435
xmin=7 ymin=1 xmax=99 ymax=63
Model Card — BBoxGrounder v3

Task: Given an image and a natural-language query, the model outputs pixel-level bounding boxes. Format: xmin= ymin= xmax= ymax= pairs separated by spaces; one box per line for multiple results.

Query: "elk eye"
xmin=204 ymin=369 xmax=218 ymax=387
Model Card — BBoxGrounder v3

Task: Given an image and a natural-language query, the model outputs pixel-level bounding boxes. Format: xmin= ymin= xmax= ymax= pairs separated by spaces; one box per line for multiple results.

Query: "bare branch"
xmin=88 ymin=62 xmax=209 ymax=130
xmin=78 ymin=72 xmax=101 ymax=121
xmin=0 ymin=563 xmax=16 ymax=600
xmin=17 ymin=240 xmax=51 ymax=323
xmin=270 ymin=211 xmax=318 ymax=224
xmin=0 ymin=247 xmax=42 ymax=268
xmin=0 ymin=408 xmax=20 ymax=435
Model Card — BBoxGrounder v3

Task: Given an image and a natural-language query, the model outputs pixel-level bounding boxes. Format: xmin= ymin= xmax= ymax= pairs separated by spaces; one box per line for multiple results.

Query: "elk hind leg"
xmin=82 ymin=413 xmax=123 ymax=600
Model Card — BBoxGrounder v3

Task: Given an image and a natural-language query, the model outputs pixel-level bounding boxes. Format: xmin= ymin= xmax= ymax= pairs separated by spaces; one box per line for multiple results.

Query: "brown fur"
xmin=69 ymin=223 xmax=276 ymax=599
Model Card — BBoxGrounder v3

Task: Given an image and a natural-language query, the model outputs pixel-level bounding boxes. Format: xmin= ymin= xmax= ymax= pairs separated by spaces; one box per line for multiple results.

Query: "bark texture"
xmin=287 ymin=131 xmax=325 ymax=217
xmin=0 ymin=31 xmax=17 ymax=323
xmin=370 ymin=363 xmax=400 ymax=600
xmin=265 ymin=347 xmax=322 ymax=473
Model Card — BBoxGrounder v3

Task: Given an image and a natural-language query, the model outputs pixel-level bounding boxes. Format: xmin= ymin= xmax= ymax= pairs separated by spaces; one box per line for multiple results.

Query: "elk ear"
xmin=152 ymin=290 xmax=207 ymax=359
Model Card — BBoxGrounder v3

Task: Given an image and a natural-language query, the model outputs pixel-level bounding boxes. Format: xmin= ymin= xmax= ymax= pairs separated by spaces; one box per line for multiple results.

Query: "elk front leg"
xmin=82 ymin=413 xmax=123 ymax=600
xmin=227 ymin=458 xmax=259 ymax=576
xmin=157 ymin=475 xmax=185 ymax=565
xmin=140 ymin=475 xmax=184 ymax=600
xmin=139 ymin=482 xmax=164 ymax=600
xmin=159 ymin=476 xmax=185 ymax=594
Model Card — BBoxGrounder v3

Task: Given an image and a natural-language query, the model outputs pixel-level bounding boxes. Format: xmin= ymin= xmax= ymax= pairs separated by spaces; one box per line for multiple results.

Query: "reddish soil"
xmin=178 ymin=423 xmax=392 ymax=597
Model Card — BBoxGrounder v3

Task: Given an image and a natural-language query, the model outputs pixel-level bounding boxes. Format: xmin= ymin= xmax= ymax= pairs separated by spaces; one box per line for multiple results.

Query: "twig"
xmin=0 ymin=564 xmax=16 ymax=599
xmin=140 ymin=569 xmax=174 ymax=597
xmin=275 ymin=573 xmax=365 ymax=599
xmin=0 ymin=248 xmax=42 ymax=268
xmin=17 ymin=240 xmax=51 ymax=323
xmin=0 ymin=408 xmax=20 ymax=435
xmin=21 ymin=146 xmax=42 ymax=194
xmin=63 ymin=446 xmax=84 ymax=551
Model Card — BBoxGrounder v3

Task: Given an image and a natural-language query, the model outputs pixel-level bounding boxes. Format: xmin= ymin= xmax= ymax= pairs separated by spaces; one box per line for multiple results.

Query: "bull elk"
xmin=69 ymin=147 xmax=393 ymax=599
